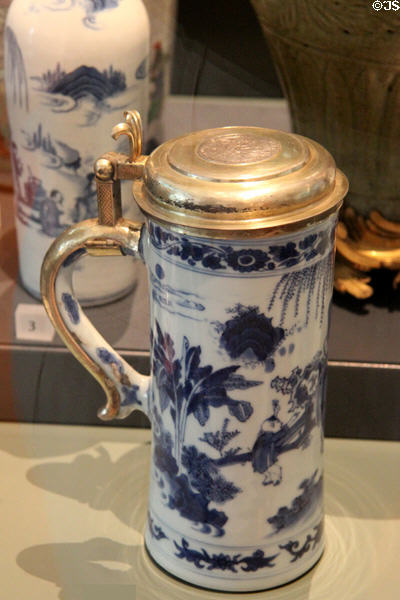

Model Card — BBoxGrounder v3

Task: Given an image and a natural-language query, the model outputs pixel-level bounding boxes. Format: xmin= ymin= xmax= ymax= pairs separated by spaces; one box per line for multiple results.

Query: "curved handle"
xmin=40 ymin=218 xmax=150 ymax=420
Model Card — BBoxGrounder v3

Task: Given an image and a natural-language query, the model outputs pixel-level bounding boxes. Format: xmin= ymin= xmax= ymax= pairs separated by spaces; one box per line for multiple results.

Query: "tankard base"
xmin=144 ymin=531 xmax=324 ymax=592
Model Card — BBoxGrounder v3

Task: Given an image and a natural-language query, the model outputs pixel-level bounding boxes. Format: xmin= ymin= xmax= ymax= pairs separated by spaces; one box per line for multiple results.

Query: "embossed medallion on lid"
xmin=197 ymin=132 xmax=281 ymax=165
xmin=164 ymin=127 xmax=309 ymax=183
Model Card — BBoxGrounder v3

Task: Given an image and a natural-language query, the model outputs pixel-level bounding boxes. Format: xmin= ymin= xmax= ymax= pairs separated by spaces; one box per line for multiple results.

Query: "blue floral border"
xmin=148 ymin=222 xmax=335 ymax=275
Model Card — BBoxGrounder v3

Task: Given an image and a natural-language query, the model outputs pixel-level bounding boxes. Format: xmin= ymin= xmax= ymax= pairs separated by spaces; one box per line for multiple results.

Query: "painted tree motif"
xmin=152 ymin=321 xmax=261 ymax=466
xmin=151 ymin=322 xmax=262 ymax=535
xmin=199 ymin=418 xmax=240 ymax=458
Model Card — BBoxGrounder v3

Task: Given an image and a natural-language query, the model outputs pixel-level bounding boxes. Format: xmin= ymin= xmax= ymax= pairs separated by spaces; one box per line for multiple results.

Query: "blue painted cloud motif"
xmin=22 ymin=124 xmax=81 ymax=170
xmin=279 ymin=520 xmax=324 ymax=562
xmin=148 ymin=516 xmax=168 ymax=541
xmin=45 ymin=0 xmax=120 ymax=29
xmin=150 ymin=271 xmax=205 ymax=320
xmin=174 ymin=538 xmax=278 ymax=572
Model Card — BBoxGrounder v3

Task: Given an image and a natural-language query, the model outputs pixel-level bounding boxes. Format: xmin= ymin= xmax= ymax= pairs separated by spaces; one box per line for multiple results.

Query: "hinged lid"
xmin=133 ymin=126 xmax=348 ymax=236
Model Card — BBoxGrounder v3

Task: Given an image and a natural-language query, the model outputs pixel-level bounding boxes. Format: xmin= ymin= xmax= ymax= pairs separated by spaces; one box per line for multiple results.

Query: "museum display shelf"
xmin=0 ymin=422 xmax=398 ymax=599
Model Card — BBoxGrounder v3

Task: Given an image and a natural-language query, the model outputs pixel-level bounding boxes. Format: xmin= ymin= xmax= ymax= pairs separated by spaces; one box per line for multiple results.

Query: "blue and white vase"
xmin=41 ymin=121 xmax=348 ymax=591
xmin=5 ymin=0 xmax=149 ymax=303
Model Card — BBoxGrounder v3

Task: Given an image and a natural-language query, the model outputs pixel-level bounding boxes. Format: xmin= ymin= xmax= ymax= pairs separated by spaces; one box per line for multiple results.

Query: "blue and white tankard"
xmin=41 ymin=111 xmax=347 ymax=592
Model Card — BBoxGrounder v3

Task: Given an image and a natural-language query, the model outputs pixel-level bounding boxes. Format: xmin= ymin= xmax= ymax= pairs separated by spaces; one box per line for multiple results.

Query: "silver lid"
xmin=133 ymin=126 xmax=348 ymax=236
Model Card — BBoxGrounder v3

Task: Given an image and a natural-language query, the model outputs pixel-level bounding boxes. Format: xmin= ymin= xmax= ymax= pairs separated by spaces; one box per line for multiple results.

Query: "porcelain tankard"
xmin=41 ymin=111 xmax=347 ymax=592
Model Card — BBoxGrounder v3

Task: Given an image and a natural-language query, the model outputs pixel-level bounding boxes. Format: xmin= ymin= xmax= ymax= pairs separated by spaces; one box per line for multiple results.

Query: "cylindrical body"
xmin=141 ymin=215 xmax=334 ymax=590
xmin=4 ymin=0 xmax=149 ymax=302
xmin=40 ymin=120 xmax=347 ymax=591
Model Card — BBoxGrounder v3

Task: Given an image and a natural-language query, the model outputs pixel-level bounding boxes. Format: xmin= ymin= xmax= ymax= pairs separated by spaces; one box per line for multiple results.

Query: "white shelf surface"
xmin=0 ymin=423 xmax=399 ymax=599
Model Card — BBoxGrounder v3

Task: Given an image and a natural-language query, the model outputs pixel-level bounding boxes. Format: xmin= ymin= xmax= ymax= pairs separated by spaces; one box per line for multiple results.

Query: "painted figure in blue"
xmin=245 ymin=352 xmax=325 ymax=486
xmin=252 ymin=400 xmax=283 ymax=486
xmin=250 ymin=398 xmax=315 ymax=487
xmin=40 ymin=189 xmax=65 ymax=237
xmin=199 ymin=352 xmax=324 ymax=493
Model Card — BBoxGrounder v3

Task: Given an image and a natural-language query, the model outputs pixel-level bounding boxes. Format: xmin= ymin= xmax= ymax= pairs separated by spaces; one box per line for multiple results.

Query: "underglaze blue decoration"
xmin=148 ymin=516 xmax=168 ymax=541
xmin=148 ymin=222 xmax=333 ymax=276
xmin=199 ymin=418 xmax=240 ymax=457
xmin=150 ymin=323 xmax=262 ymax=536
xmin=174 ymin=538 xmax=278 ymax=573
xmin=279 ymin=520 xmax=324 ymax=563
xmin=61 ymin=292 xmax=80 ymax=325
xmin=267 ymin=471 xmax=323 ymax=532
xmin=210 ymin=349 xmax=324 ymax=488
xmin=5 ymin=0 xmax=149 ymax=302
xmin=271 ymin=350 xmax=327 ymax=433
xmin=152 ymin=407 xmax=235 ymax=537
xmin=36 ymin=64 xmax=125 ymax=101
xmin=135 ymin=57 xmax=148 ymax=80
xmin=11 ymin=131 xmax=97 ymax=234
xmin=31 ymin=64 xmax=132 ymax=125
xmin=217 ymin=304 xmax=285 ymax=369
xmin=22 ymin=124 xmax=81 ymax=170
xmin=268 ymin=250 xmax=335 ymax=327
xmin=152 ymin=321 xmax=261 ymax=461
xmin=245 ymin=352 xmax=327 ymax=489
xmin=4 ymin=27 xmax=29 ymax=111
xmin=45 ymin=0 xmax=120 ymax=29
xmin=150 ymin=271 xmax=205 ymax=320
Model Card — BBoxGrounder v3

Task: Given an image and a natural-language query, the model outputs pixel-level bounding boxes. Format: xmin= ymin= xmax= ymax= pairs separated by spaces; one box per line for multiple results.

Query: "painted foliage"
xmin=151 ymin=321 xmax=262 ymax=536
